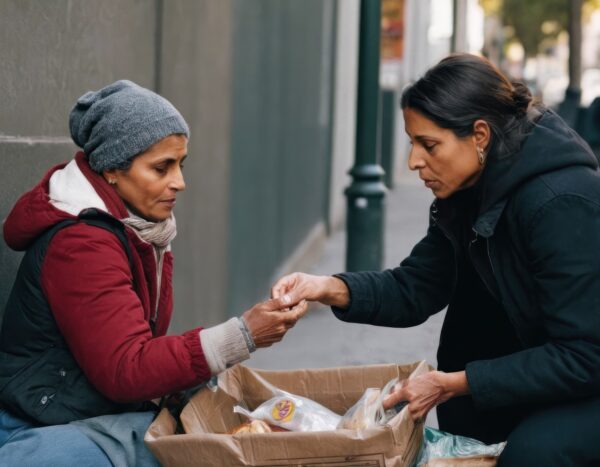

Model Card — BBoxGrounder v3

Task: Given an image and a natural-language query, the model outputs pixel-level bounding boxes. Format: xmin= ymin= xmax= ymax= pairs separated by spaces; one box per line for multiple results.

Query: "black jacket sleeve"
xmin=332 ymin=222 xmax=455 ymax=327
xmin=466 ymin=195 xmax=600 ymax=409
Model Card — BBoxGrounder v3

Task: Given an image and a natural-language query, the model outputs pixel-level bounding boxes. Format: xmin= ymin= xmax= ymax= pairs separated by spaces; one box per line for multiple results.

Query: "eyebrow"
xmin=153 ymin=154 xmax=188 ymax=164
xmin=414 ymin=135 xmax=439 ymax=142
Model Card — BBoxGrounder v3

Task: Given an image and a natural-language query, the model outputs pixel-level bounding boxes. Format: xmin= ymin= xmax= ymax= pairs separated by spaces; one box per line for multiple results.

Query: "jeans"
xmin=0 ymin=409 xmax=112 ymax=467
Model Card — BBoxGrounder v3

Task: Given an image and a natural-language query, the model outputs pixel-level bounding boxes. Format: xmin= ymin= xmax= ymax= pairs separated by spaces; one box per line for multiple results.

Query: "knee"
xmin=498 ymin=429 xmax=560 ymax=466
xmin=0 ymin=424 xmax=112 ymax=467
xmin=498 ymin=415 xmax=576 ymax=467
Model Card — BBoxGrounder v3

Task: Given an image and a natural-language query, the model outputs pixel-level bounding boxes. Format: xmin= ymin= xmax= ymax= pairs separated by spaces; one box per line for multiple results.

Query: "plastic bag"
xmin=414 ymin=427 xmax=506 ymax=466
xmin=337 ymin=377 xmax=401 ymax=430
xmin=337 ymin=388 xmax=382 ymax=429
xmin=234 ymin=393 xmax=341 ymax=432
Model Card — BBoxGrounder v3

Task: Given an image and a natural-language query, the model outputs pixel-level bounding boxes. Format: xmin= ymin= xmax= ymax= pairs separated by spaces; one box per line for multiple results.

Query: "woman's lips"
xmin=160 ymin=199 xmax=176 ymax=207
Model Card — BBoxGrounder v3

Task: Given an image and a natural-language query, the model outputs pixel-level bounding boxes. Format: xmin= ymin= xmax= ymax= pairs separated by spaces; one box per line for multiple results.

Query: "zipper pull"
xmin=470 ymin=229 xmax=479 ymax=244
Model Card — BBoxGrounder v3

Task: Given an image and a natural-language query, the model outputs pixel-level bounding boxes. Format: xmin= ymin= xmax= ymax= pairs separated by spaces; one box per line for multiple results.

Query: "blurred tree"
xmin=502 ymin=0 xmax=568 ymax=57
xmin=479 ymin=0 xmax=502 ymax=15
xmin=479 ymin=0 xmax=600 ymax=57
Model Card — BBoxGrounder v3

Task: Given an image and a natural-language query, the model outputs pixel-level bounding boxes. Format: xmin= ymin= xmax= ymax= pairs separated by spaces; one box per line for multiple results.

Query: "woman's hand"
xmin=382 ymin=371 xmax=469 ymax=422
xmin=271 ymin=272 xmax=350 ymax=308
xmin=242 ymin=296 xmax=308 ymax=348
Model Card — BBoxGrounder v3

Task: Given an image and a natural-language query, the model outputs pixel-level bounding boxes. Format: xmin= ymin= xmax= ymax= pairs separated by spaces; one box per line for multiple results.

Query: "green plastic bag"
xmin=414 ymin=427 xmax=506 ymax=466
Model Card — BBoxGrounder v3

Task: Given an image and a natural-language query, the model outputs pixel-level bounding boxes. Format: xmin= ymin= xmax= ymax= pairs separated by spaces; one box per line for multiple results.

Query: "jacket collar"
xmin=74 ymin=152 xmax=129 ymax=219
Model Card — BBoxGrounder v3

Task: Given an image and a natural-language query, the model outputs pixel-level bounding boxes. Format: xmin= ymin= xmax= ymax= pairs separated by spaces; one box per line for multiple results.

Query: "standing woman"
xmin=273 ymin=54 xmax=600 ymax=465
xmin=0 ymin=80 xmax=306 ymax=466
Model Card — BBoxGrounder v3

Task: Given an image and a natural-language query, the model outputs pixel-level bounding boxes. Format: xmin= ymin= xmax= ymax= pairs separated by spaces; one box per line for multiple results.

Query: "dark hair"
xmin=401 ymin=54 xmax=540 ymax=159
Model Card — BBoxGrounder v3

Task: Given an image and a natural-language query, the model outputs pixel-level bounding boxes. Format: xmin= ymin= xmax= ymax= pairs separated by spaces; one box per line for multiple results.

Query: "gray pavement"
xmin=249 ymin=171 xmax=444 ymax=426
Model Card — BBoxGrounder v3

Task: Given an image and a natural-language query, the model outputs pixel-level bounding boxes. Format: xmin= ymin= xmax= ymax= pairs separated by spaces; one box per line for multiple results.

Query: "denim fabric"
xmin=0 ymin=409 xmax=112 ymax=467
xmin=71 ymin=411 xmax=161 ymax=467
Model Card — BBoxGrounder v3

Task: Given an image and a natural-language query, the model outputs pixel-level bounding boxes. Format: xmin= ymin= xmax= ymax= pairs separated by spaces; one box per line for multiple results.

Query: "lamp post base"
xmin=345 ymin=164 xmax=387 ymax=272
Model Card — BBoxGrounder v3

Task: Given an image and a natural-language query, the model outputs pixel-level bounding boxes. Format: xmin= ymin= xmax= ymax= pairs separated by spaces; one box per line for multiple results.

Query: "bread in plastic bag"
xmin=338 ymin=377 xmax=401 ymax=430
xmin=234 ymin=392 xmax=341 ymax=432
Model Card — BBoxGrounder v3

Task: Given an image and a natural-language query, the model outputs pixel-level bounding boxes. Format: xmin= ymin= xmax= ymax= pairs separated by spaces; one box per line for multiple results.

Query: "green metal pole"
xmin=380 ymin=88 xmax=397 ymax=189
xmin=345 ymin=0 xmax=386 ymax=272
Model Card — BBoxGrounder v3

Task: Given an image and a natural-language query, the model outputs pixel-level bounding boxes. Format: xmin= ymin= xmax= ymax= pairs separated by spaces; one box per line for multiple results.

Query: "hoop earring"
xmin=108 ymin=179 xmax=117 ymax=185
xmin=477 ymin=147 xmax=486 ymax=166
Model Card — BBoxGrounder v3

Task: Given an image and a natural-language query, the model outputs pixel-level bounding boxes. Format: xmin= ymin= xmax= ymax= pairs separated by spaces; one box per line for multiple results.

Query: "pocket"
xmin=0 ymin=347 xmax=76 ymax=424
xmin=0 ymin=349 xmax=47 ymax=394
xmin=0 ymin=348 xmax=61 ymax=424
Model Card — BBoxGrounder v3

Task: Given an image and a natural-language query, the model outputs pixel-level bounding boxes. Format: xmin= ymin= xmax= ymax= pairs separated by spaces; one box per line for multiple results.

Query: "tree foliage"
xmin=503 ymin=0 xmax=568 ymax=57
xmin=479 ymin=0 xmax=600 ymax=57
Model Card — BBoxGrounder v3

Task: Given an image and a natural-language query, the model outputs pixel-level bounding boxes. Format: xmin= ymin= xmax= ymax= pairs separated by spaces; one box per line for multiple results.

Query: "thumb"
xmin=271 ymin=273 xmax=298 ymax=299
xmin=264 ymin=294 xmax=296 ymax=311
xmin=382 ymin=385 xmax=407 ymax=410
xmin=283 ymin=300 xmax=308 ymax=322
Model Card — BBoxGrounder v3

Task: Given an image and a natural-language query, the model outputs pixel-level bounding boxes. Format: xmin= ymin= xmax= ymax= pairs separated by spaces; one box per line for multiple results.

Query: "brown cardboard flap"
xmin=146 ymin=361 xmax=432 ymax=467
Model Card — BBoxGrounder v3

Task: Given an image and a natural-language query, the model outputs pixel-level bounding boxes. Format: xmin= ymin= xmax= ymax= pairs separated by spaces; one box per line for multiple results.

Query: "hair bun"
xmin=511 ymin=81 xmax=532 ymax=115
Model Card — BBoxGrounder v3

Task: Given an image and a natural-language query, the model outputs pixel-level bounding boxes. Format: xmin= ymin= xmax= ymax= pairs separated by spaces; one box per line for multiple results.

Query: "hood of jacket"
xmin=436 ymin=109 xmax=599 ymax=238
xmin=3 ymin=152 xmax=129 ymax=251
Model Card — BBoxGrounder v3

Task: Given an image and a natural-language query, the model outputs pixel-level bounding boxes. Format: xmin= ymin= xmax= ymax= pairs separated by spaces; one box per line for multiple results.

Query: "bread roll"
xmin=230 ymin=420 xmax=272 ymax=434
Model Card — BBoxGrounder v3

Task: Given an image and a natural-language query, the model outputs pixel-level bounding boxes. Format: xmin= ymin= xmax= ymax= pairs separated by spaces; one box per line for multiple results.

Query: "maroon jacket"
xmin=3 ymin=152 xmax=211 ymax=403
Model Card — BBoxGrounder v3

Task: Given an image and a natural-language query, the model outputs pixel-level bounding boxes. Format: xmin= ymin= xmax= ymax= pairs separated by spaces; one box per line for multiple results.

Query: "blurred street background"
xmin=1 ymin=1 xmax=599 ymax=429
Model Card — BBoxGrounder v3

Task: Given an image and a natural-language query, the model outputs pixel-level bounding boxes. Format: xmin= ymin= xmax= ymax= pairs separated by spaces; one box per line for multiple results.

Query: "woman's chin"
xmin=126 ymin=203 xmax=172 ymax=222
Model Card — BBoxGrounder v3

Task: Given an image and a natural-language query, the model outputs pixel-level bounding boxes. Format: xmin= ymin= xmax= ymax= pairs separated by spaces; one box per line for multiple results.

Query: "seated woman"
xmin=0 ymin=80 xmax=306 ymax=466
xmin=273 ymin=54 xmax=600 ymax=466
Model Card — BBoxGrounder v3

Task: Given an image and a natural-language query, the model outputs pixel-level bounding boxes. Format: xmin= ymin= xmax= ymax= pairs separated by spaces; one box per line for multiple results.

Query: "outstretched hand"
xmin=271 ymin=272 xmax=350 ymax=308
xmin=242 ymin=295 xmax=308 ymax=348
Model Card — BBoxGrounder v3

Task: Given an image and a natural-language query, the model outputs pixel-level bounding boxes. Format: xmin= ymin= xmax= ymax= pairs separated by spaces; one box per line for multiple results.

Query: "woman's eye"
xmin=155 ymin=166 xmax=167 ymax=174
xmin=424 ymin=143 xmax=436 ymax=152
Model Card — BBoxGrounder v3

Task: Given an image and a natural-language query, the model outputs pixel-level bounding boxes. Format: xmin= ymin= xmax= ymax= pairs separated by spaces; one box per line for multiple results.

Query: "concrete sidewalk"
xmin=249 ymin=172 xmax=444 ymax=425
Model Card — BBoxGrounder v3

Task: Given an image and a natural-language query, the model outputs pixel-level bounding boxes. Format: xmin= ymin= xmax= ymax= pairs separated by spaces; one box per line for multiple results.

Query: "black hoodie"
xmin=333 ymin=110 xmax=600 ymax=438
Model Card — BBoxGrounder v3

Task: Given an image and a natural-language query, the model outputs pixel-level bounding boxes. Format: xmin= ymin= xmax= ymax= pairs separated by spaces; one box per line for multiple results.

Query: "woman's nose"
xmin=170 ymin=167 xmax=186 ymax=192
xmin=407 ymin=148 xmax=425 ymax=171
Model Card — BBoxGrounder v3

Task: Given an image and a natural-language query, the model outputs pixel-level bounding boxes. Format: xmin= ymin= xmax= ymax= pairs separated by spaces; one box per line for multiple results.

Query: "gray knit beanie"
xmin=69 ymin=80 xmax=189 ymax=173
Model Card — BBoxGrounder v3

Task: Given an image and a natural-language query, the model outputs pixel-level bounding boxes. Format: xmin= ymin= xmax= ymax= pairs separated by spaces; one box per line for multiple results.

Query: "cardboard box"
xmin=145 ymin=361 xmax=430 ymax=466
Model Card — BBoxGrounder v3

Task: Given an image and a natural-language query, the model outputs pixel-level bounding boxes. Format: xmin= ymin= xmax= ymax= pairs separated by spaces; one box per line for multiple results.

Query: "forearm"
xmin=332 ymin=269 xmax=448 ymax=327
xmin=321 ymin=276 xmax=350 ymax=308
xmin=466 ymin=341 xmax=600 ymax=410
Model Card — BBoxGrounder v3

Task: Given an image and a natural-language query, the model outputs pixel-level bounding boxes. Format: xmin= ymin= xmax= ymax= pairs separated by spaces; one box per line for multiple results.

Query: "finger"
xmin=289 ymin=300 xmax=308 ymax=319
xmin=411 ymin=409 xmax=426 ymax=424
xmin=271 ymin=283 xmax=283 ymax=300
xmin=271 ymin=274 xmax=296 ymax=299
xmin=264 ymin=294 xmax=296 ymax=311
xmin=285 ymin=302 xmax=308 ymax=326
xmin=280 ymin=301 xmax=308 ymax=324
xmin=382 ymin=386 xmax=408 ymax=410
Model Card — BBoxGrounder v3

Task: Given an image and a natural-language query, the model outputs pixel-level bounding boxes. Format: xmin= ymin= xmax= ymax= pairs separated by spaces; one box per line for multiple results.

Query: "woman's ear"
xmin=102 ymin=169 xmax=118 ymax=185
xmin=473 ymin=119 xmax=491 ymax=151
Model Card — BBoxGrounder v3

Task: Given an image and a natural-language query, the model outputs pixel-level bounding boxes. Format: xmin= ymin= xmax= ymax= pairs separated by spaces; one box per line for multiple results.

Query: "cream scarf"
xmin=121 ymin=213 xmax=177 ymax=251
xmin=122 ymin=212 xmax=177 ymax=318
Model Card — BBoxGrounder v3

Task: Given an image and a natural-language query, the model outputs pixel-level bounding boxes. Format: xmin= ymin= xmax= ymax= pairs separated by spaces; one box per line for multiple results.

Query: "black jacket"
xmin=0 ymin=211 xmax=145 ymax=425
xmin=334 ymin=110 xmax=600 ymax=414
